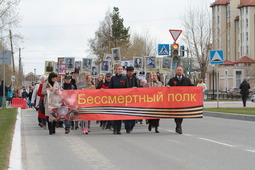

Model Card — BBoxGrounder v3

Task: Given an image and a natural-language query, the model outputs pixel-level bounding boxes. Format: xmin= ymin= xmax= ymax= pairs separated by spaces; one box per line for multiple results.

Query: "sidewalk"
xmin=204 ymin=101 xmax=255 ymax=108
xmin=204 ymin=101 xmax=255 ymax=122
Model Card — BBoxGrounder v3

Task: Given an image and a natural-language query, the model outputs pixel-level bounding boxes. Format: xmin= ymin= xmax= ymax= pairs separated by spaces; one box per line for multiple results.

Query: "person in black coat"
xmin=124 ymin=67 xmax=139 ymax=133
xmin=167 ymin=66 xmax=193 ymax=134
xmin=109 ymin=64 xmax=129 ymax=135
xmin=239 ymin=79 xmax=250 ymax=107
xmin=0 ymin=81 xmax=8 ymax=107
xmin=21 ymin=89 xmax=28 ymax=98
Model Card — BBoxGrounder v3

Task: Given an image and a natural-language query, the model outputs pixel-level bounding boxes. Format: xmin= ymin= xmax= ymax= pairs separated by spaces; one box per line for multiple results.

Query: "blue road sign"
xmin=0 ymin=50 xmax=12 ymax=65
xmin=210 ymin=50 xmax=224 ymax=64
xmin=158 ymin=44 xmax=169 ymax=55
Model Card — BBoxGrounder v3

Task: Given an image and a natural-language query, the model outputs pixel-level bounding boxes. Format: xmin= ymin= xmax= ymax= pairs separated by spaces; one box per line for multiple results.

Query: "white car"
xmin=251 ymin=94 xmax=255 ymax=102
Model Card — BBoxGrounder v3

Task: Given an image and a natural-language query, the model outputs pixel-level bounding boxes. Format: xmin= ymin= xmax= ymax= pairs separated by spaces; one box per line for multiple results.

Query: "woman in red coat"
xmin=37 ymin=76 xmax=47 ymax=129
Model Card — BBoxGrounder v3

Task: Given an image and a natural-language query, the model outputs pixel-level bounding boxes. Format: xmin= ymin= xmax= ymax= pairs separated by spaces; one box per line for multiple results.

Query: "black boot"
xmin=52 ymin=121 xmax=56 ymax=134
xmin=48 ymin=122 xmax=53 ymax=135
xmin=175 ymin=125 xmax=182 ymax=134
xmin=148 ymin=124 xmax=152 ymax=131
xmin=155 ymin=126 xmax=159 ymax=133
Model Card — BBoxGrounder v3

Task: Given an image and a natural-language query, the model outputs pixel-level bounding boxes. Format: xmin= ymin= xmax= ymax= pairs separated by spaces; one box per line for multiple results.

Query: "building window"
xmin=217 ymin=5 xmax=219 ymax=12
xmin=246 ymin=32 xmax=248 ymax=41
xmin=246 ymin=19 xmax=248 ymax=27
xmin=246 ymin=7 xmax=248 ymax=14
xmin=217 ymin=16 xmax=220 ymax=24
xmin=246 ymin=45 xmax=249 ymax=55
xmin=236 ymin=71 xmax=242 ymax=88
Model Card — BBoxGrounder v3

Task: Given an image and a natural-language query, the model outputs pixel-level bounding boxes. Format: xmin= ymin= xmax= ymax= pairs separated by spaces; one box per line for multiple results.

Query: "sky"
xmin=17 ymin=0 xmax=213 ymax=75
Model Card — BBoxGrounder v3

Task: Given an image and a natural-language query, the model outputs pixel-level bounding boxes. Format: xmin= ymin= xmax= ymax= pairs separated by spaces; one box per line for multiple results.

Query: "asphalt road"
xmin=21 ymin=109 xmax=255 ymax=170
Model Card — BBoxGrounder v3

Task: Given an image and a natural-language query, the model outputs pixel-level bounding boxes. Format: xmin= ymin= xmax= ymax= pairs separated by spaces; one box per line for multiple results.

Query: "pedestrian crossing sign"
xmin=210 ymin=50 xmax=224 ymax=64
xmin=158 ymin=44 xmax=170 ymax=56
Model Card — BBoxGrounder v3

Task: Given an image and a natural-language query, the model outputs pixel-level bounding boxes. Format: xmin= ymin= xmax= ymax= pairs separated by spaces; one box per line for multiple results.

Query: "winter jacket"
xmin=167 ymin=75 xmax=193 ymax=86
xmin=239 ymin=80 xmax=250 ymax=96
xmin=109 ymin=74 xmax=129 ymax=88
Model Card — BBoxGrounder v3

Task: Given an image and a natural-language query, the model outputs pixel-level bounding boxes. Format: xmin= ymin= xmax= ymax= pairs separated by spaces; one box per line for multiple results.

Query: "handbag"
xmin=39 ymin=100 xmax=45 ymax=114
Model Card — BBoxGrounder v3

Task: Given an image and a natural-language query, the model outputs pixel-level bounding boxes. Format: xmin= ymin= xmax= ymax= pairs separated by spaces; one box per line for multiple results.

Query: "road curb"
xmin=204 ymin=111 xmax=255 ymax=122
xmin=8 ymin=107 xmax=22 ymax=170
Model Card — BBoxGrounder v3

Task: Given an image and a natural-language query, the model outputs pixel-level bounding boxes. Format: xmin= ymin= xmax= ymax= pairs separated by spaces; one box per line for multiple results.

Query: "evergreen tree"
xmin=88 ymin=7 xmax=130 ymax=61
xmin=111 ymin=7 xmax=130 ymax=47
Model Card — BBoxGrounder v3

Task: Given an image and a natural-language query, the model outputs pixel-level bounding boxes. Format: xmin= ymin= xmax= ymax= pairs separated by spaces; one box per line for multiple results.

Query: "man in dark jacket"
xmin=97 ymin=73 xmax=112 ymax=129
xmin=62 ymin=75 xmax=76 ymax=134
xmin=125 ymin=67 xmax=139 ymax=133
xmin=167 ymin=66 xmax=193 ymax=134
xmin=239 ymin=79 xmax=250 ymax=107
xmin=0 ymin=81 xmax=8 ymax=107
xmin=110 ymin=65 xmax=129 ymax=135
xmin=21 ymin=89 xmax=28 ymax=98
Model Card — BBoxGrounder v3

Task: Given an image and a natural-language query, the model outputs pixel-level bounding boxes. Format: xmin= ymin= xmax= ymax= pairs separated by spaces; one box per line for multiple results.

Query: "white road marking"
xmin=167 ymin=130 xmax=175 ymax=133
xmin=198 ymin=137 xmax=235 ymax=147
xmin=183 ymin=134 xmax=193 ymax=137
xmin=245 ymin=149 xmax=255 ymax=153
xmin=166 ymin=139 xmax=181 ymax=144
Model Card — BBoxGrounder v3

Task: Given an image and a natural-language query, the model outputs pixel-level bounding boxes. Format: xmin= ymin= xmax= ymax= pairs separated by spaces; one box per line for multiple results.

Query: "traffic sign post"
xmin=169 ymin=30 xmax=182 ymax=42
xmin=210 ymin=50 xmax=224 ymax=64
xmin=0 ymin=50 xmax=12 ymax=108
xmin=11 ymin=75 xmax=15 ymax=82
xmin=210 ymin=50 xmax=224 ymax=108
xmin=158 ymin=44 xmax=170 ymax=56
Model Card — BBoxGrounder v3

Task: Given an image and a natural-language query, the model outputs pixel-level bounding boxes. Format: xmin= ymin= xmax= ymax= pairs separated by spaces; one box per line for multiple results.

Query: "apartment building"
xmin=208 ymin=0 xmax=255 ymax=92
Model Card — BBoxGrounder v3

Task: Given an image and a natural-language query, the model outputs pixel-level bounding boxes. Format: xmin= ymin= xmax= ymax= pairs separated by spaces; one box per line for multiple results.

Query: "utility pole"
xmin=9 ymin=30 xmax=15 ymax=75
xmin=18 ymin=48 xmax=22 ymax=87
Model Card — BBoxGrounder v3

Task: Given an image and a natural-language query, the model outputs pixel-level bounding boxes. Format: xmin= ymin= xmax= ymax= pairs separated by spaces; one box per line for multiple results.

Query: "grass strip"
xmin=204 ymin=107 xmax=255 ymax=116
xmin=0 ymin=108 xmax=18 ymax=170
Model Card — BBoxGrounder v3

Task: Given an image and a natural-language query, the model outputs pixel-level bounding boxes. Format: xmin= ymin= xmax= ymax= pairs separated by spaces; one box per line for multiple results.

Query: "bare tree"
xmin=0 ymin=0 xmax=21 ymax=44
xmin=0 ymin=0 xmax=20 ymax=29
xmin=88 ymin=10 xmax=112 ymax=63
xmin=182 ymin=6 xmax=211 ymax=79
xmin=127 ymin=31 xmax=157 ymax=60
xmin=88 ymin=7 xmax=131 ymax=64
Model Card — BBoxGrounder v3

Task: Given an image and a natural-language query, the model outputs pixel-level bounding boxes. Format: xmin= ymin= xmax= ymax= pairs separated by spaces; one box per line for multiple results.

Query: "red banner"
xmin=54 ymin=87 xmax=203 ymax=121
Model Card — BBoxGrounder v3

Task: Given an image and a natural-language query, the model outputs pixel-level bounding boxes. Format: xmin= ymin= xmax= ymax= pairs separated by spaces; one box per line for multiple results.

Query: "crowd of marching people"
xmin=0 ymin=81 xmax=36 ymax=108
xmin=2 ymin=65 xmax=200 ymax=136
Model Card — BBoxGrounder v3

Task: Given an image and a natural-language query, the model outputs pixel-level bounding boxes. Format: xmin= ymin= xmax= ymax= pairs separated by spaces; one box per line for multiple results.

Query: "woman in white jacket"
xmin=197 ymin=79 xmax=207 ymax=100
xmin=42 ymin=72 xmax=61 ymax=135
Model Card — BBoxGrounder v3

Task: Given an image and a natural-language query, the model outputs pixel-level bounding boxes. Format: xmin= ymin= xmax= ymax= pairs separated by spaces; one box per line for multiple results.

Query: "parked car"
xmin=251 ymin=94 xmax=255 ymax=102
xmin=227 ymin=88 xmax=240 ymax=97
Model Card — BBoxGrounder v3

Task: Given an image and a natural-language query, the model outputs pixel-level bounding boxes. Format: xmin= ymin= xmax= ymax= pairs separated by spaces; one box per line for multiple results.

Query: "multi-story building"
xmin=211 ymin=0 xmax=255 ymax=61
xmin=209 ymin=0 xmax=255 ymax=92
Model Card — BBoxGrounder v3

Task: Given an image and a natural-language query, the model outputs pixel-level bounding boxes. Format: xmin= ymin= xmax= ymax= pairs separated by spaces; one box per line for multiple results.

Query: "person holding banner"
xmin=167 ymin=66 xmax=193 ymax=134
xmin=125 ymin=67 xmax=140 ymax=133
xmin=42 ymin=72 xmax=61 ymax=135
xmin=80 ymin=75 xmax=95 ymax=134
xmin=96 ymin=73 xmax=113 ymax=130
xmin=62 ymin=75 xmax=75 ymax=134
xmin=110 ymin=64 xmax=129 ymax=135
xmin=147 ymin=72 xmax=164 ymax=133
